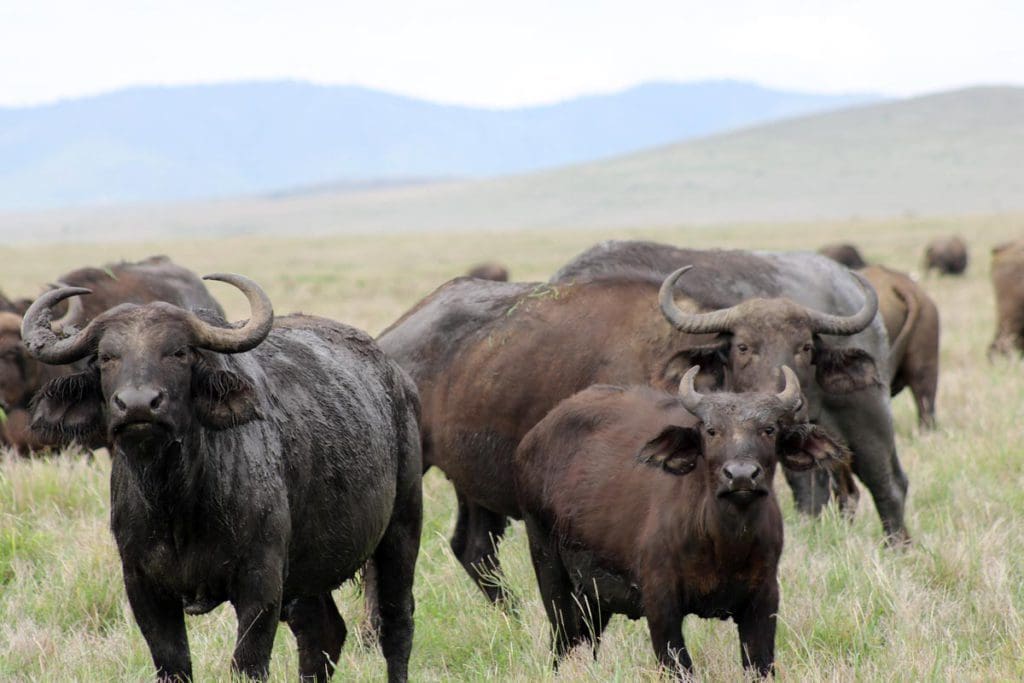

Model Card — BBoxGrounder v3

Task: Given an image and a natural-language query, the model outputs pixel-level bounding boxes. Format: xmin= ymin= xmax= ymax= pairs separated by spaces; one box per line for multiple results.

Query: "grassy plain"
xmin=1 ymin=213 xmax=1023 ymax=680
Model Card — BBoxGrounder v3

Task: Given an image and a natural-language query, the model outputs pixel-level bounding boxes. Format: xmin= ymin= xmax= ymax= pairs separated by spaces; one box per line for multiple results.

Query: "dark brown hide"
xmin=923 ymin=235 xmax=968 ymax=275
xmin=989 ymin=240 xmax=1024 ymax=358
xmin=819 ymin=243 xmax=867 ymax=269
xmin=514 ymin=377 xmax=846 ymax=677
xmin=859 ymin=265 xmax=940 ymax=429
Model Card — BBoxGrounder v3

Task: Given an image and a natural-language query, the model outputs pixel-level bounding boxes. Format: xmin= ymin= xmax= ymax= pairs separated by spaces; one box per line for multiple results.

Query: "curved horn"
xmin=678 ymin=365 xmax=704 ymax=415
xmin=776 ymin=366 xmax=803 ymax=413
xmin=49 ymin=281 xmax=85 ymax=335
xmin=20 ymin=287 xmax=97 ymax=364
xmin=659 ymin=266 xmax=742 ymax=334
xmin=806 ymin=271 xmax=878 ymax=336
xmin=187 ymin=273 xmax=274 ymax=353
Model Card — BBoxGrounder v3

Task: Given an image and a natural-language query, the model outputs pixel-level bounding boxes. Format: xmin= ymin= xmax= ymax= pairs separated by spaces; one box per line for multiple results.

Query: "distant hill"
xmin=0 ymin=80 xmax=876 ymax=210
xmin=3 ymin=86 xmax=1020 ymax=243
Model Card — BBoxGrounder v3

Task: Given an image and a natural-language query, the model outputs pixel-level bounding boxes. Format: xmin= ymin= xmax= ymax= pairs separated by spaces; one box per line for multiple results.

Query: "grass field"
xmin=1 ymin=213 xmax=1023 ymax=680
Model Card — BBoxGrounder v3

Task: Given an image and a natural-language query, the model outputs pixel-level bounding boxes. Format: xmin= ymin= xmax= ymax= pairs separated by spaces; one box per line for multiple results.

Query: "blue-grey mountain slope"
xmin=0 ymin=80 xmax=875 ymax=210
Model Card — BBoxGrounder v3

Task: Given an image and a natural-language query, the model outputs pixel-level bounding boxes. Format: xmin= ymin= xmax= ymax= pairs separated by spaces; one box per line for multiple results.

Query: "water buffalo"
xmin=818 ymin=243 xmax=868 ymax=269
xmin=514 ymin=367 xmax=846 ymax=677
xmin=378 ymin=246 xmax=892 ymax=603
xmin=923 ymin=235 xmax=968 ymax=275
xmin=22 ymin=276 xmax=421 ymax=682
xmin=0 ymin=256 xmax=224 ymax=453
xmin=860 ymin=265 xmax=940 ymax=428
xmin=466 ymin=262 xmax=510 ymax=281
xmin=988 ymin=240 xmax=1024 ymax=358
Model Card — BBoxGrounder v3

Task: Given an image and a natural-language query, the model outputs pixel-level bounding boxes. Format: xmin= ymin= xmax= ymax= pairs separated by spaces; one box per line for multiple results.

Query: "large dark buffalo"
xmin=22 ymin=276 xmax=421 ymax=682
xmin=860 ymin=265 xmax=940 ymax=429
xmin=923 ymin=235 xmax=968 ymax=275
xmin=0 ymin=256 xmax=224 ymax=453
xmin=818 ymin=243 xmax=868 ymax=269
xmin=988 ymin=240 xmax=1024 ymax=358
xmin=515 ymin=367 xmax=846 ymax=677
xmin=378 ymin=245 xmax=900 ymax=602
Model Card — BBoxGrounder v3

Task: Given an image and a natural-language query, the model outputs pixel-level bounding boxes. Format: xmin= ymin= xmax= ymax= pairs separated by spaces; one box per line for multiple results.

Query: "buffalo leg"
xmin=373 ymin=474 xmax=421 ymax=682
xmin=285 ymin=594 xmax=347 ymax=682
xmin=449 ymin=491 xmax=471 ymax=562
xmin=780 ymin=465 xmax=833 ymax=515
xmin=231 ymin=556 xmax=284 ymax=680
xmin=736 ymin=581 xmax=778 ymax=678
xmin=575 ymin=598 xmax=613 ymax=660
xmin=827 ymin=392 xmax=910 ymax=543
xmin=524 ymin=514 xmax=585 ymax=662
xmin=123 ymin=566 xmax=192 ymax=682
xmin=643 ymin=588 xmax=690 ymax=675
xmin=455 ymin=499 xmax=512 ymax=604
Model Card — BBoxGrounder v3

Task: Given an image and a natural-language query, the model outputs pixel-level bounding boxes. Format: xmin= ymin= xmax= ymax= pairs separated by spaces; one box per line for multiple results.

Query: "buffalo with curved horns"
xmin=22 ymin=276 xmax=422 ymax=682
xmin=0 ymin=256 xmax=225 ymax=454
xmin=515 ymin=367 xmax=847 ymax=677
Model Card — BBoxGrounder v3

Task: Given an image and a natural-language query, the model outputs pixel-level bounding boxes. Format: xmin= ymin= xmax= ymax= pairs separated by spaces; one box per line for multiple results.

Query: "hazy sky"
xmin=1 ymin=1 xmax=1021 ymax=108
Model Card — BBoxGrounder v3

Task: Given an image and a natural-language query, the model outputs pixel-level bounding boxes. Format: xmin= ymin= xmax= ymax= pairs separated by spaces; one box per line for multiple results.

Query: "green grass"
xmin=1 ymin=214 xmax=1023 ymax=679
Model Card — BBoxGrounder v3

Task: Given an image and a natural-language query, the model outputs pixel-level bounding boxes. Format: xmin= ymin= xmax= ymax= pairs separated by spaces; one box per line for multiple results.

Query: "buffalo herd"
xmin=0 ymin=235 xmax=1010 ymax=679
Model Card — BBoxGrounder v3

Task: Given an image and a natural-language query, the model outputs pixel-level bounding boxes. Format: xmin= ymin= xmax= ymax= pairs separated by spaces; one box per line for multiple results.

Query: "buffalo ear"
xmin=638 ymin=425 xmax=701 ymax=475
xmin=814 ymin=344 xmax=882 ymax=394
xmin=779 ymin=423 xmax=849 ymax=471
xmin=30 ymin=371 xmax=105 ymax=447
xmin=657 ymin=342 xmax=726 ymax=393
xmin=192 ymin=365 xmax=260 ymax=430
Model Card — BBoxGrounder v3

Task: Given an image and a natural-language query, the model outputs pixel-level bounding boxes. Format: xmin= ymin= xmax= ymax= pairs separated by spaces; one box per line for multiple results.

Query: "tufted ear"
xmin=30 ymin=370 xmax=105 ymax=447
xmin=814 ymin=344 xmax=882 ymax=394
xmin=778 ymin=423 xmax=849 ymax=471
xmin=638 ymin=425 xmax=702 ymax=475
xmin=191 ymin=364 xmax=260 ymax=430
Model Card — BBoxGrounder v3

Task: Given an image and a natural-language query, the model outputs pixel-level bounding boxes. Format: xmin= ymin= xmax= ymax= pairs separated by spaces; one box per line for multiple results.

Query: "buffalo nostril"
xmin=751 ymin=465 xmax=762 ymax=480
xmin=724 ymin=467 xmax=734 ymax=480
xmin=149 ymin=392 xmax=164 ymax=410
xmin=114 ymin=394 xmax=127 ymax=411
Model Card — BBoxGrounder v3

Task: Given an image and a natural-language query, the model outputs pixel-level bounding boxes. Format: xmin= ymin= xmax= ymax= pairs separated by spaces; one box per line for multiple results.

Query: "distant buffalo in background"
xmin=988 ymin=240 xmax=1024 ymax=358
xmin=466 ymin=262 xmax=509 ymax=281
xmin=818 ymin=243 xmax=868 ymax=269
xmin=860 ymin=265 xmax=940 ymax=429
xmin=924 ymin=236 xmax=968 ymax=275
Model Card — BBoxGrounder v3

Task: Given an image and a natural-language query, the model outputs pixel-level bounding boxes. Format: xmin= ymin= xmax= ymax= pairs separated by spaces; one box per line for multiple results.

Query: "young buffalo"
xmin=514 ymin=366 xmax=846 ymax=678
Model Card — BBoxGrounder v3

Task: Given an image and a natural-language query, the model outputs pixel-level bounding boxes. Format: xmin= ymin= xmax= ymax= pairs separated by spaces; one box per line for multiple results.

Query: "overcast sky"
xmin=1 ymin=1 xmax=1021 ymax=108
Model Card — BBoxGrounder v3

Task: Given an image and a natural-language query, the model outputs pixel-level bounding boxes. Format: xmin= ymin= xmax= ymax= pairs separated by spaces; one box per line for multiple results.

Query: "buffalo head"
xmin=658 ymin=266 xmax=882 ymax=400
xmin=639 ymin=366 xmax=847 ymax=508
xmin=21 ymin=274 xmax=273 ymax=449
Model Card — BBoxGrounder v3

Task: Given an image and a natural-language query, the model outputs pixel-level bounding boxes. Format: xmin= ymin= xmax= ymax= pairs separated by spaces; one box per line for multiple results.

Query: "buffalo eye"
xmin=99 ymin=353 xmax=116 ymax=364
xmin=762 ymin=425 xmax=775 ymax=436
xmin=736 ymin=343 xmax=749 ymax=354
xmin=705 ymin=426 xmax=718 ymax=436
xmin=802 ymin=343 xmax=813 ymax=353
xmin=172 ymin=348 xmax=188 ymax=359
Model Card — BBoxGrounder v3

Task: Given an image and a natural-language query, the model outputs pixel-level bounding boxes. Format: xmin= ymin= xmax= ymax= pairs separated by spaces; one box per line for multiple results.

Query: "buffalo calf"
xmin=514 ymin=366 xmax=846 ymax=678
xmin=22 ymin=275 xmax=421 ymax=682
